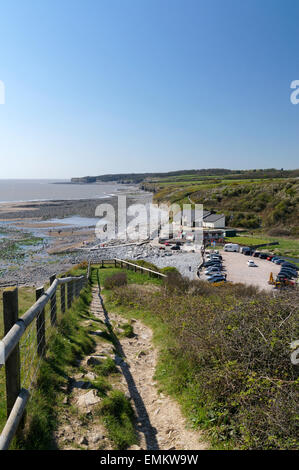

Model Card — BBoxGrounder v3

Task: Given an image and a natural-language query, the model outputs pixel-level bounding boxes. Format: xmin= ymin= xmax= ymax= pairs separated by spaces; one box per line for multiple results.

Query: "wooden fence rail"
xmin=0 ymin=264 xmax=91 ymax=450
xmin=99 ymin=258 xmax=167 ymax=278
xmin=0 ymin=258 xmax=162 ymax=449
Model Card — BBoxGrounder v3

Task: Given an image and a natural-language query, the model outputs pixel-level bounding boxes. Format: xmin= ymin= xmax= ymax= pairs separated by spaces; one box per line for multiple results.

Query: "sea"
xmin=0 ymin=179 xmax=138 ymax=203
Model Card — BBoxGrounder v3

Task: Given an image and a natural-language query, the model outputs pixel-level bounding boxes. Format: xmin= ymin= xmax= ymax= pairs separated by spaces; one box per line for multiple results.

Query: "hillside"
xmin=149 ymin=178 xmax=299 ymax=236
xmin=71 ymin=168 xmax=299 ymax=185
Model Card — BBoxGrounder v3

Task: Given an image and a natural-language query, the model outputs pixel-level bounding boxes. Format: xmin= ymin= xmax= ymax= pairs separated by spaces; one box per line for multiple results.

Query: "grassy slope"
xmin=6 ymin=265 xmax=144 ymax=450
xmin=148 ymin=176 xmax=299 ymax=237
xmin=104 ymin=269 xmax=299 ymax=450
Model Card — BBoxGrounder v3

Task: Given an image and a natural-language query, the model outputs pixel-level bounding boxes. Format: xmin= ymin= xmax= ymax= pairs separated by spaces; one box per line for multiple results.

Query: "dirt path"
xmin=55 ymin=286 xmax=207 ymax=450
xmin=93 ymin=286 xmax=207 ymax=451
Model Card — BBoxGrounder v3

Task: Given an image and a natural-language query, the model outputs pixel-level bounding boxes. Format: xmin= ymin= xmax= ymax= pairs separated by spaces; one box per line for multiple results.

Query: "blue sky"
xmin=0 ymin=0 xmax=298 ymax=178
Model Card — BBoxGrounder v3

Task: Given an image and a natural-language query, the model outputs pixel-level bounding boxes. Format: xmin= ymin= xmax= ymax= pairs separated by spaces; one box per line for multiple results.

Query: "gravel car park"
xmin=220 ymin=250 xmax=281 ymax=291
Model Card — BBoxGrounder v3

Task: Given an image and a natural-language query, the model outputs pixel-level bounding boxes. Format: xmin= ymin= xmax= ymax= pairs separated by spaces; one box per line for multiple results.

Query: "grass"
xmin=0 ymin=286 xmax=38 ymax=431
xmin=94 ymin=265 xmax=163 ymax=287
xmin=102 ymin=268 xmax=299 ymax=450
xmin=95 ymin=390 xmax=137 ymax=449
xmin=225 ymin=234 xmax=299 ymax=259
xmin=17 ymin=277 xmax=94 ymax=449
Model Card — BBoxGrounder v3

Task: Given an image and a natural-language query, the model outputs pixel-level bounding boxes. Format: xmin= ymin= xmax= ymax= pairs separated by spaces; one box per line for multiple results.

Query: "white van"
xmin=224 ymin=243 xmax=239 ymax=252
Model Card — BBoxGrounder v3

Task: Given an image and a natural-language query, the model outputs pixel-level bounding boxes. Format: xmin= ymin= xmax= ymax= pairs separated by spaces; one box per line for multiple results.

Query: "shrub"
xmin=104 ymin=272 xmax=127 ymax=290
xmin=108 ymin=281 xmax=299 ymax=449
xmin=160 ymin=266 xmax=180 ymax=275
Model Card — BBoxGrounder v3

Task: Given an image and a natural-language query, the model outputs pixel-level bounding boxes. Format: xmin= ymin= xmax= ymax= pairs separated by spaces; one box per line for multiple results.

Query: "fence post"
xmin=67 ymin=280 xmax=73 ymax=308
xmin=3 ymin=288 xmax=21 ymax=420
xmin=36 ymin=287 xmax=46 ymax=357
xmin=60 ymin=277 xmax=65 ymax=314
xmin=49 ymin=274 xmax=57 ymax=326
xmin=101 ymin=260 xmax=104 ymax=268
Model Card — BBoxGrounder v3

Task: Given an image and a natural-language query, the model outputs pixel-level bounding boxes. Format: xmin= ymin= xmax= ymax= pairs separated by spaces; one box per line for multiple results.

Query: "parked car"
xmin=279 ymin=267 xmax=297 ymax=275
xmin=203 ymin=260 xmax=222 ymax=267
xmin=224 ymin=243 xmax=239 ymax=252
xmin=281 ymin=262 xmax=298 ymax=271
xmin=205 ymin=267 xmax=222 ymax=275
xmin=247 ymin=260 xmax=257 ymax=267
xmin=253 ymin=251 xmax=260 ymax=257
xmin=206 ymin=272 xmax=222 ymax=280
xmin=259 ymin=253 xmax=268 ymax=259
xmin=273 ymin=258 xmax=283 ymax=264
xmin=267 ymin=255 xmax=274 ymax=261
xmin=243 ymin=249 xmax=253 ymax=256
xmin=207 ymin=275 xmax=226 ymax=283
xmin=278 ymin=271 xmax=294 ymax=280
xmin=271 ymin=256 xmax=280 ymax=262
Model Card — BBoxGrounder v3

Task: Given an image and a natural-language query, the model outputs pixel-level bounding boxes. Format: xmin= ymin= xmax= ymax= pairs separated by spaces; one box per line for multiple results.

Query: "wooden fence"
xmin=98 ymin=258 xmax=167 ymax=278
xmin=0 ymin=258 xmax=164 ymax=449
xmin=0 ymin=263 xmax=90 ymax=450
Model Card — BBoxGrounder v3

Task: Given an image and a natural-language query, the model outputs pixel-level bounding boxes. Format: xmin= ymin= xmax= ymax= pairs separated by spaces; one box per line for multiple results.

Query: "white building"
xmin=202 ymin=213 xmax=225 ymax=229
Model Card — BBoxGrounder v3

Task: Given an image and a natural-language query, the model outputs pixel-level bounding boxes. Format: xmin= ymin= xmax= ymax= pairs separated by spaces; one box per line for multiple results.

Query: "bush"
xmin=160 ymin=266 xmax=180 ymax=275
xmin=108 ymin=281 xmax=299 ymax=449
xmin=104 ymin=272 xmax=127 ymax=290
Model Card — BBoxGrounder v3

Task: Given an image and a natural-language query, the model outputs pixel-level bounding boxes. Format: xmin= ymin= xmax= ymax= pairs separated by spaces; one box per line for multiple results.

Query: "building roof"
xmin=203 ymin=213 xmax=225 ymax=223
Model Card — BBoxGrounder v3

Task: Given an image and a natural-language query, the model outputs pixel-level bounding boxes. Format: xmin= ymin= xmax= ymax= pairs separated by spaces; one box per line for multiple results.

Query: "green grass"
xmin=95 ymin=390 xmax=137 ymax=450
xmin=94 ymin=265 xmax=163 ymax=287
xmin=225 ymin=234 xmax=299 ymax=259
xmin=102 ymin=267 xmax=299 ymax=450
xmin=17 ymin=278 xmax=94 ymax=449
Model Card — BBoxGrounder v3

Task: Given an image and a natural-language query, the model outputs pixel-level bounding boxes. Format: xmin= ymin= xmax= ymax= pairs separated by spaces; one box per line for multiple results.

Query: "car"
xmin=278 ymin=271 xmax=294 ymax=279
xmin=279 ymin=266 xmax=298 ymax=276
xmin=171 ymin=245 xmax=180 ymax=250
xmin=253 ymin=251 xmax=260 ymax=257
xmin=207 ymin=275 xmax=226 ymax=283
xmin=203 ymin=260 xmax=222 ymax=267
xmin=281 ymin=262 xmax=298 ymax=271
xmin=259 ymin=253 xmax=268 ymax=259
xmin=207 ymin=272 xmax=225 ymax=279
xmin=267 ymin=255 xmax=274 ymax=261
xmin=247 ymin=260 xmax=257 ymax=267
xmin=211 ymin=254 xmax=222 ymax=259
xmin=243 ymin=249 xmax=253 ymax=256
xmin=273 ymin=258 xmax=283 ymax=264
xmin=279 ymin=268 xmax=297 ymax=278
xmin=271 ymin=256 xmax=280 ymax=262
xmin=204 ymin=264 xmax=222 ymax=270
xmin=279 ymin=265 xmax=298 ymax=273
xmin=224 ymin=243 xmax=239 ymax=252
xmin=205 ymin=267 xmax=222 ymax=275
xmin=159 ymin=246 xmax=165 ymax=250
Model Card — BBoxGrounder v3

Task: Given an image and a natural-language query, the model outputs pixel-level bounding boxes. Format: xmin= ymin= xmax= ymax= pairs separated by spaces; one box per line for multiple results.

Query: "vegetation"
xmin=103 ymin=272 xmax=128 ymax=290
xmin=18 ymin=277 xmax=94 ymax=449
xmin=71 ymin=168 xmax=299 ymax=184
xmin=104 ymin=270 xmax=299 ymax=450
xmin=95 ymin=390 xmax=136 ymax=449
xmin=225 ymin=234 xmax=299 ymax=259
xmin=151 ymin=177 xmax=299 ymax=235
